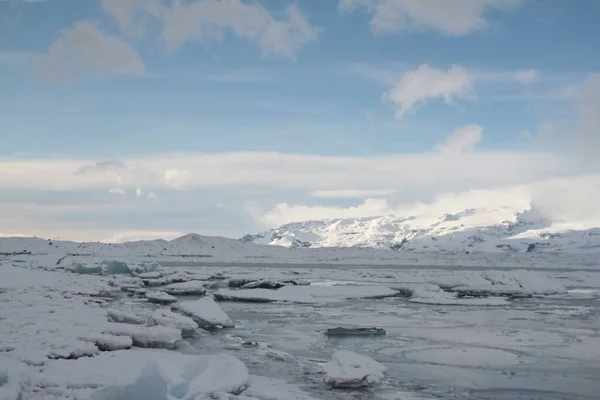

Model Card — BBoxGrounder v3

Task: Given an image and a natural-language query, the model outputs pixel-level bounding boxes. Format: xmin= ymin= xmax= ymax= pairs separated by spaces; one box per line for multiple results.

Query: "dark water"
xmin=189 ymin=291 xmax=600 ymax=400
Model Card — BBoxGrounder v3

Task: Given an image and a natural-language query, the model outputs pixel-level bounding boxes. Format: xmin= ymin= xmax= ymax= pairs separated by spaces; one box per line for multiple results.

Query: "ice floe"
xmin=33 ymin=350 xmax=249 ymax=399
xmin=322 ymin=350 xmax=387 ymax=388
xmin=164 ymin=280 xmax=207 ymax=296
xmin=146 ymin=310 xmax=199 ymax=337
xmin=102 ymin=323 xmax=182 ymax=349
xmin=145 ymin=291 xmax=178 ymax=304
xmin=177 ymin=297 xmax=235 ymax=329
xmin=215 ymin=284 xmax=398 ymax=304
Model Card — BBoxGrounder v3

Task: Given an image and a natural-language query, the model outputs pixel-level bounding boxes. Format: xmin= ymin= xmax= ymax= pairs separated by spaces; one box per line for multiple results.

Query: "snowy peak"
xmin=241 ymin=207 xmax=600 ymax=253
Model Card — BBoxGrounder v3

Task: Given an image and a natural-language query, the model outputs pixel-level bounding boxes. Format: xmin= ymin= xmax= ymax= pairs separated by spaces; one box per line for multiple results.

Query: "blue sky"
xmin=1 ymin=0 xmax=599 ymax=241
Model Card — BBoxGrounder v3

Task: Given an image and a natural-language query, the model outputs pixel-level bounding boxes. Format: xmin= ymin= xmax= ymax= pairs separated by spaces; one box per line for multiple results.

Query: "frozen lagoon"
xmin=1 ymin=259 xmax=599 ymax=399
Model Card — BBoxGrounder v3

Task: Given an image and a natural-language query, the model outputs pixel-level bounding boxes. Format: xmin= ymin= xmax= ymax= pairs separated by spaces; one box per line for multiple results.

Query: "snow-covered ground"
xmin=2 ymin=232 xmax=600 ymax=270
xmin=1 ymin=240 xmax=600 ymax=399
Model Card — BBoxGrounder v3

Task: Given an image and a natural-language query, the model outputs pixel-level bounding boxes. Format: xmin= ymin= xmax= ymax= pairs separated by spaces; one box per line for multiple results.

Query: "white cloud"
xmin=135 ymin=187 xmax=144 ymax=197
xmin=261 ymin=198 xmax=393 ymax=227
xmin=383 ymin=64 xmax=474 ymax=118
xmin=0 ymin=151 xmax=573 ymax=195
xmin=102 ymin=0 xmax=319 ymax=58
xmin=339 ymin=0 xmax=523 ymax=36
xmin=164 ymin=168 xmax=192 ymax=189
xmin=257 ymin=173 xmax=600 ymax=228
xmin=35 ymin=21 xmax=146 ymax=81
xmin=436 ymin=124 xmax=483 ymax=154
xmin=312 ymin=189 xmax=398 ymax=198
xmin=147 ymin=192 xmax=158 ymax=201
xmin=515 ymin=69 xmax=540 ymax=84
xmin=108 ymin=187 xmax=126 ymax=195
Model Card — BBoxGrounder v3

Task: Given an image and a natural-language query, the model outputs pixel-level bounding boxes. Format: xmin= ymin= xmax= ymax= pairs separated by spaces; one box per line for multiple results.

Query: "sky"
xmin=1 ymin=0 xmax=599 ymax=242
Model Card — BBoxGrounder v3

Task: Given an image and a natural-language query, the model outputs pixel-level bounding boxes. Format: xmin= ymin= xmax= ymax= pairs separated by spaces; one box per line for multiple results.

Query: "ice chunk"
xmin=409 ymin=285 xmax=509 ymax=306
xmin=145 ymin=291 xmax=178 ymax=305
xmin=325 ymin=327 xmax=386 ymax=337
xmin=103 ymin=323 xmax=181 ymax=349
xmin=146 ymin=310 xmax=199 ymax=337
xmin=137 ymin=271 xmax=163 ymax=279
xmin=143 ymin=278 xmax=169 ymax=287
xmin=36 ymin=350 xmax=249 ymax=399
xmin=322 ymin=350 xmax=386 ymax=388
xmin=67 ymin=262 xmax=102 ymax=275
xmin=89 ymin=362 xmax=167 ymax=400
xmin=483 ymin=270 xmax=566 ymax=295
xmin=101 ymin=261 xmax=132 ymax=275
xmin=165 ymin=272 xmax=191 ymax=284
xmin=106 ymin=308 xmax=146 ymax=325
xmin=79 ymin=334 xmax=133 ymax=351
xmin=164 ymin=281 xmax=207 ymax=296
xmin=452 ymin=284 xmax=531 ymax=298
xmin=130 ymin=262 xmax=162 ymax=275
xmin=241 ymin=279 xmax=297 ymax=289
xmin=215 ymin=285 xmax=398 ymax=304
xmin=177 ymin=297 xmax=234 ymax=329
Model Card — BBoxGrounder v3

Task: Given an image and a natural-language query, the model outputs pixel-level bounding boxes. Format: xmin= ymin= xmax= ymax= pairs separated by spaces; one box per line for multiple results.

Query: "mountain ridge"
xmin=241 ymin=207 xmax=600 ymax=254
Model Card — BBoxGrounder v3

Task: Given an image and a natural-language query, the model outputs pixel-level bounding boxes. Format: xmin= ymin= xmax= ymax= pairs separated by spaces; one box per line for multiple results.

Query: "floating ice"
xmin=164 ymin=281 xmax=207 ymax=296
xmin=67 ymin=262 xmax=102 ymax=275
xmin=35 ymin=350 xmax=249 ymax=399
xmin=145 ymin=291 xmax=178 ymax=305
xmin=483 ymin=270 xmax=567 ymax=295
xmin=146 ymin=310 xmax=199 ymax=337
xmin=137 ymin=271 xmax=163 ymax=280
xmin=177 ymin=297 xmax=234 ymax=329
xmin=79 ymin=334 xmax=133 ymax=351
xmin=101 ymin=261 xmax=132 ymax=275
xmin=215 ymin=285 xmax=398 ymax=304
xmin=322 ymin=350 xmax=386 ymax=388
xmin=102 ymin=323 xmax=182 ymax=349
xmin=325 ymin=327 xmax=386 ymax=337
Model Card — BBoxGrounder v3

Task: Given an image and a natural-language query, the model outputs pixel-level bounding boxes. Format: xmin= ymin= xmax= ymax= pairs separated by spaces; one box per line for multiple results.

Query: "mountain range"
xmin=241 ymin=207 xmax=600 ymax=254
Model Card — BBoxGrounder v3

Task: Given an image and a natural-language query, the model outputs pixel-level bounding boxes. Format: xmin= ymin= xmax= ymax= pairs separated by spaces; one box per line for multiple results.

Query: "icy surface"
xmin=178 ymin=297 xmax=235 ymax=328
xmin=216 ymin=284 xmax=398 ymax=304
xmin=1 ymin=250 xmax=600 ymax=400
xmin=103 ymin=323 xmax=182 ymax=349
xmin=147 ymin=310 xmax=199 ymax=337
xmin=79 ymin=334 xmax=133 ymax=351
xmin=322 ymin=350 xmax=387 ymax=388
xmin=145 ymin=291 xmax=178 ymax=304
xmin=35 ymin=350 xmax=248 ymax=399
xmin=164 ymin=280 xmax=207 ymax=296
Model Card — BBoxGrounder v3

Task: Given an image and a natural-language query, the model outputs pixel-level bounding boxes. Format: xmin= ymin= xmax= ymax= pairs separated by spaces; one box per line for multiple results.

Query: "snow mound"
xmin=322 ymin=350 xmax=386 ymax=388
xmin=102 ymin=323 xmax=182 ymax=349
xmin=164 ymin=281 xmax=207 ymax=296
xmin=178 ymin=297 xmax=235 ymax=329
xmin=215 ymin=285 xmax=398 ymax=304
xmin=34 ymin=350 xmax=248 ymax=399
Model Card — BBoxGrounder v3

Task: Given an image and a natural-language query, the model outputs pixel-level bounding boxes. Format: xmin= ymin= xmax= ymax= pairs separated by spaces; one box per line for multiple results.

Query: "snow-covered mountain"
xmin=241 ymin=207 xmax=600 ymax=253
